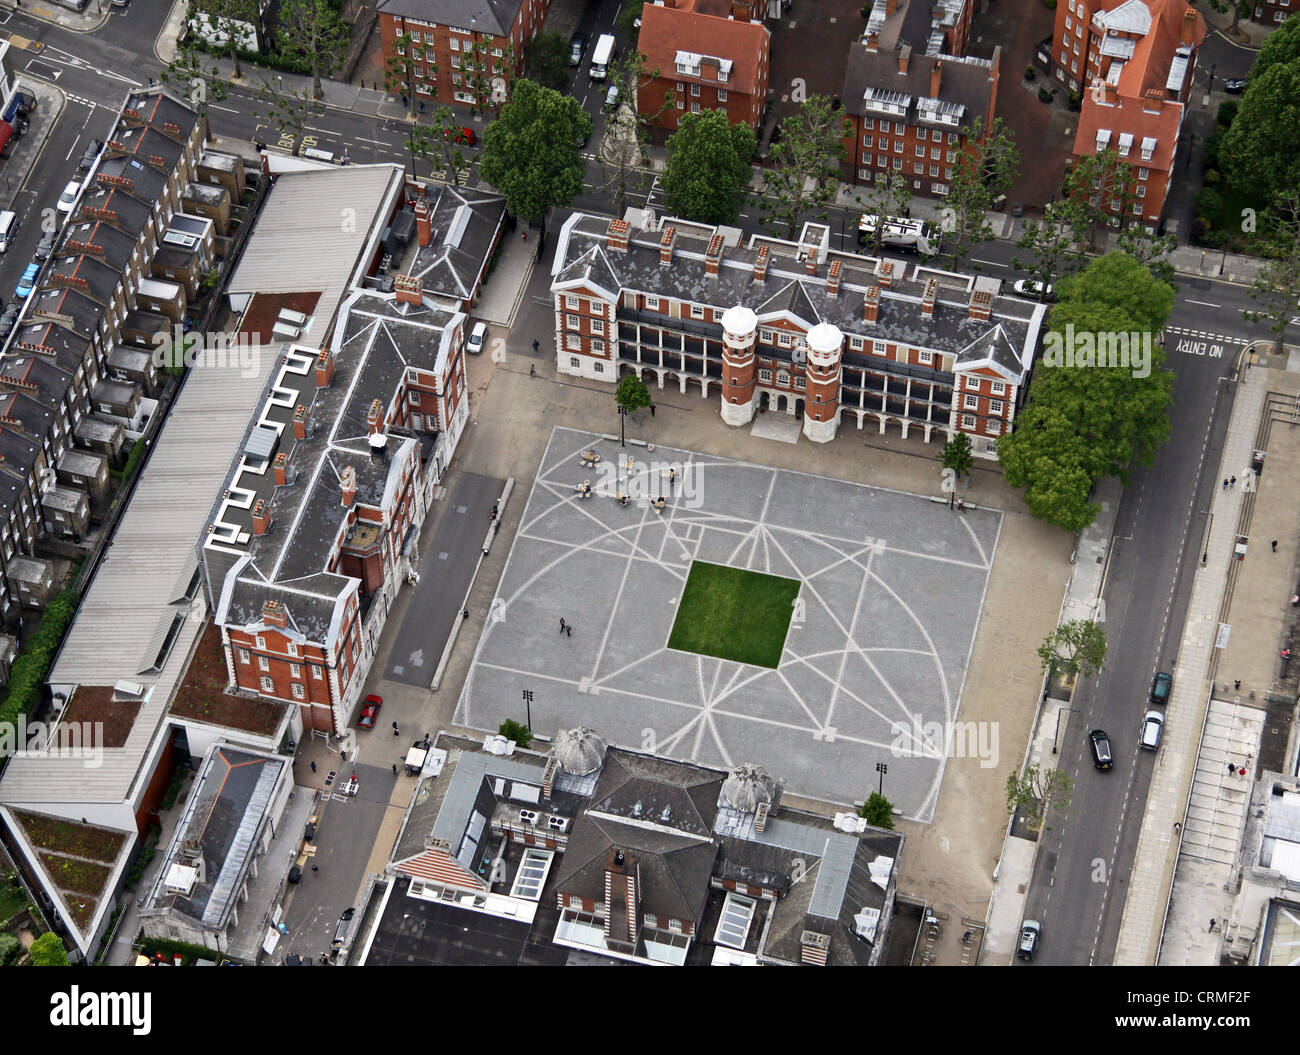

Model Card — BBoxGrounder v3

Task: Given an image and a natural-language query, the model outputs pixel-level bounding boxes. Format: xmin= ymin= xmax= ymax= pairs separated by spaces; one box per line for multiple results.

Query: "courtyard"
xmin=455 ymin=427 xmax=1002 ymax=818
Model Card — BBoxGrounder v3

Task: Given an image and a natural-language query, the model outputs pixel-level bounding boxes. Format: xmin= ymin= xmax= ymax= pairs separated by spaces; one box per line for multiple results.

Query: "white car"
xmin=1012 ymin=278 xmax=1055 ymax=301
xmin=465 ymin=321 xmax=487 ymax=355
xmin=1139 ymin=710 xmax=1164 ymax=751
xmin=56 ymin=180 xmax=82 ymax=216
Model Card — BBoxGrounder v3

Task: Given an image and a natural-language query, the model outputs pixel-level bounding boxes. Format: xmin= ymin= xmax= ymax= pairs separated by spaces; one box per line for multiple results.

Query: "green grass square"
xmin=668 ymin=561 xmax=800 ymax=668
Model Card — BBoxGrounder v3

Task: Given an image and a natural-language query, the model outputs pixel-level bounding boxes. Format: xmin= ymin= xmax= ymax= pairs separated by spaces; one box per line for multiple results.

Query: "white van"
xmin=466 ymin=321 xmax=487 ymax=355
xmin=0 ymin=211 xmax=16 ymax=255
xmin=590 ymin=34 xmax=615 ymax=80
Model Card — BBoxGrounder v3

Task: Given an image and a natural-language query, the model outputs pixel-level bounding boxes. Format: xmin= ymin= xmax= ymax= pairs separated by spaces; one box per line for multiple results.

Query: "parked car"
xmin=357 ymin=693 xmax=382 ymax=729
xmin=1088 ymin=729 xmax=1113 ymax=770
xmin=466 ymin=320 xmax=487 ymax=355
xmin=1017 ymin=920 xmax=1041 ymax=960
xmin=78 ymin=138 xmax=101 ymax=172
xmin=33 ymin=232 xmax=56 ymax=263
xmin=287 ymin=864 xmax=302 ymax=884
xmin=1013 ymin=278 xmax=1055 ymax=301
xmin=56 ymin=179 xmax=81 ymax=216
xmin=0 ymin=303 xmax=20 ymax=340
xmin=444 ymin=125 xmax=476 ymax=146
xmin=1150 ymin=671 xmax=1172 ymax=705
xmin=15 ymin=263 xmax=40 ymax=299
xmin=604 ymin=84 xmax=621 ymax=110
xmin=1224 ymin=78 xmax=1247 ymax=95
xmin=569 ymin=32 xmax=587 ymax=67
xmin=1139 ymin=710 xmax=1164 ymax=751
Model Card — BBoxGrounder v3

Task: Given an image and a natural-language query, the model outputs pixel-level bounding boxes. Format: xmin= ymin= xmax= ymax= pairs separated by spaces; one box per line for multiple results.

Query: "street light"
xmin=618 ymin=403 xmax=627 ymax=448
xmin=522 ymin=688 xmax=533 ymax=732
xmin=875 ymin=761 xmax=888 ymax=796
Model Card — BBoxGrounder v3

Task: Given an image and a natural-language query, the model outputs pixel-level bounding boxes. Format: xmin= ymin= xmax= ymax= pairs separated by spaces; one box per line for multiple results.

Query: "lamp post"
xmin=522 ymin=688 xmax=533 ymax=732
xmin=618 ymin=403 xmax=627 ymax=448
xmin=875 ymin=761 xmax=888 ymax=796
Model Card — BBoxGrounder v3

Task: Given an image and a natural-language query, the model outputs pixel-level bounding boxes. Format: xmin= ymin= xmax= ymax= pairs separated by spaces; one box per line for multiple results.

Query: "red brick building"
xmin=1051 ymin=0 xmax=1205 ymax=231
xmin=636 ymin=0 xmax=770 ymax=132
xmin=375 ymin=0 xmax=553 ymax=109
xmin=1251 ymin=1 xmax=1296 ymax=25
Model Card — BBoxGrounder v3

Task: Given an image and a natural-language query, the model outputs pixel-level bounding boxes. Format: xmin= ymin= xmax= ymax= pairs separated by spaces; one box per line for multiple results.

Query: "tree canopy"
xmin=661 ymin=109 xmax=755 ymax=226
xmin=1219 ymin=61 xmax=1300 ymax=213
xmin=757 ymin=95 xmax=847 ymax=239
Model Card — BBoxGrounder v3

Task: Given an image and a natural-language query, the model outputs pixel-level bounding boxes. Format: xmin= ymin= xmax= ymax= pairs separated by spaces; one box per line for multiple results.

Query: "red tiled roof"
xmin=637 ymin=2 xmax=769 ymax=99
xmin=1113 ymin=0 xmax=1205 ymax=98
xmin=1072 ymin=93 xmax=1182 ymax=173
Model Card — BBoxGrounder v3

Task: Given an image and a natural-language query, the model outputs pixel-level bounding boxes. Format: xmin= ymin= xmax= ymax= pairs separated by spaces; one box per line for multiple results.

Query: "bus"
xmin=590 ymin=34 xmax=615 ymax=81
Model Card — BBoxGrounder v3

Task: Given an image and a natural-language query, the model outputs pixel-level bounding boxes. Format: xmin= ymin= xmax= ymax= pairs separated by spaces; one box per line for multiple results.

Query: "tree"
xmin=1242 ymin=195 xmax=1300 ymax=356
xmin=661 ymin=109 xmax=755 ymax=226
xmin=1005 ymin=763 xmax=1074 ymax=832
xmin=855 ymin=171 xmax=913 ymax=254
xmin=276 ymin=0 xmax=348 ymax=102
xmin=428 ymin=106 xmax=471 ymax=185
xmin=1011 ymin=199 xmax=1088 ymax=299
xmin=597 ymin=52 xmax=673 ymax=218
xmin=187 ymin=0 xmax=262 ymax=81
xmin=1251 ymin=10 xmax=1300 ymax=79
xmin=1055 ymin=251 xmax=1175 ymax=334
xmin=757 ymin=95 xmax=848 ymax=239
xmin=29 ymin=932 xmax=69 ymax=966
xmin=498 ymin=719 xmax=533 ymax=749
xmin=616 ymin=373 xmax=652 ymax=413
xmin=859 ymin=791 xmax=895 ymax=830
xmin=941 ymin=432 xmax=973 ymax=480
xmin=525 ymin=31 xmax=572 ymax=93
xmin=1219 ymin=62 xmax=1300 ymax=212
xmin=479 ymin=79 xmax=591 ymax=224
xmin=1065 ymin=148 xmax=1135 ymax=246
xmin=463 ymin=35 xmax=518 ymax=117
xmin=1038 ymin=619 xmax=1108 ymax=679
xmin=1115 ymin=227 xmax=1178 ymax=289
xmin=160 ymin=36 xmax=229 ymax=133
xmin=939 ymin=117 xmax=1018 ymax=270
xmin=252 ymin=76 xmax=317 ymax=156
xmin=384 ymin=32 xmax=423 ymax=121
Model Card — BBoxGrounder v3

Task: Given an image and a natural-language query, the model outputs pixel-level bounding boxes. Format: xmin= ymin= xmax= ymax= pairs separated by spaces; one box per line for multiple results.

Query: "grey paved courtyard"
xmin=455 ymin=427 xmax=1002 ymax=818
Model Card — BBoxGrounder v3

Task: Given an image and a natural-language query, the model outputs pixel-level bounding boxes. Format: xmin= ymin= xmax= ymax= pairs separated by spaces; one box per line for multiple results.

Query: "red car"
xmin=444 ymin=126 xmax=476 ymax=146
xmin=357 ymin=693 xmax=382 ymax=729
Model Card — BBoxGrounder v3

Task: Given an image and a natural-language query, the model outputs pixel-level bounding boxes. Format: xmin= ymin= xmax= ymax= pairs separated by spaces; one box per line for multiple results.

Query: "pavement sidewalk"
xmin=0 ymin=79 xmax=66 ymax=215
xmin=1 ymin=0 xmax=108 ymax=33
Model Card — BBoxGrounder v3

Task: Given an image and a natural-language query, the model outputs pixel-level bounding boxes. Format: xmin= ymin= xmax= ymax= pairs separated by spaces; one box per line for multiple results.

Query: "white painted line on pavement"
xmin=1185 ymin=299 xmax=1221 ymax=308
xmin=208 ymin=105 xmax=239 ymax=113
xmin=970 ymin=258 xmax=1006 ymax=268
xmin=351 ymin=135 xmax=390 ymax=146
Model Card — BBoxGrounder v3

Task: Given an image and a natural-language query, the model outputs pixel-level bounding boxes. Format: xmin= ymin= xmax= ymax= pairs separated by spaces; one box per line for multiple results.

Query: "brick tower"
xmin=720 ymin=305 xmax=759 ymax=427
xmin=802 ymin=322 xmax=843 ymax=443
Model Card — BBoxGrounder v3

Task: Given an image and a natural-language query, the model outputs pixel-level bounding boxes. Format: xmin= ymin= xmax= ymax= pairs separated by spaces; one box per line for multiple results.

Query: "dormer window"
xmin=1140 ymin=136 xmax=1156 ymax=161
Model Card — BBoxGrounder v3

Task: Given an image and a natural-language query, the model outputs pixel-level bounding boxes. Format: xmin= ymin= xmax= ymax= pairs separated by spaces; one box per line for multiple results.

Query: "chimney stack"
xmin=969 ymin=289 xmax=992 ymax=322
xmin=1143 ymin=88 xmax=1164 ymax=114
xmin=864 ymin=285 xmax=880 ymax=325
xmin=874 ymin=258 xmax=895 ymax=289
xmin=273 ymin=452 xmax=289 ymax=485
xmin=315 ymin=350 xmax=334 ymax=388
xmin=394 ymin=274 xmax=422 ymax=307
xmin=753 ymin=245 xmax=770 ymax=283
xmin=931 ymin=61 xmax=942 ymax=98
xmin=804 ymin=248 xmax=818 ymax=275
xmin=341 ymin=465 xmax=357 ymax=508
xmin=921 ymin=277 xmax=937 ymax=318
xmin=367 ymin=398 xmax=383 ymax=436
xmin=261 ymin=599 xmax=287 ymax=628
xmin=659 ymin=226 xmax=677 ymax=264
xmin=607 ymin=218 xmax=630 ymax=253
xmin=865 ymin=30 xmax=880 ymax=53
xmin=252 ymin=499 xmax=271 ymax=535
xmin=705 ymin=233 xmax=724 ymax=276
xmin=898 ymin=44 xmax=911 ymax=75
xmin=415 ymin=198 xmax=433 ymax=247
xmin=1181 ymin=8 xmax=1198 ymax=45
xmin=293 ymin=404 xmax=308 ymax=440
xmin=827 ymin=259 xmax=842 ymax=297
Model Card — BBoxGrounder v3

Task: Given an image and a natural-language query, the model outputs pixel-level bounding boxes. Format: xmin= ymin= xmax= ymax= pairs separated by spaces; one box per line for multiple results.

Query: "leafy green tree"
xmin=941 ymin=432 xmax=973 ymax=480
xmin=661 ymin=109 xmax=755 ymax=226
xmin=463 ymin=36 xmax=518 ymax=117
xmin=384 ymin=32 xmax=423 ymax=121
xmin=160 ymin=37 xmax=229 ymax=132
xmin=1011 ymin=199 xmax=1088 ymax=299
xmin=480 ymin=79 xmax=590 ymax=223
xmin=1251 ymin=10 xmax=1300 ymax=79
xmin=498 ymin=719 xmax=533 ymax=749
xmin=401 ymin=123 xmax=435 ymax=180
xmin=1115 ymin=227 xmax=1178 ymax=289
xmin=525 ymin=31 xmax=572 ymax=93
xmin=757 ymin=95 xmax=848 ymax=239
xmin=1219 ymin=62 xmax=1300 ymax=212
xmin=859 ymin=792 xmax=895 ymax=830
xmin=276 ymin=0 xmax=349 ymax=102
xmin=1055 ymin=251 xmax=1175 ymax=333
xmin=1242 ymin=195 xmax=1300 ymax=356
xmin=939 ymin=117 xmax=1018 ymax=270
xmin=616 ymin=373 xmax=652 ymax=413
xmin=1038 ymin=619 xmax=1107 ymax=679
xmin=188 ymin=0 xmax=262 ymax=80
xmin=29 ymin=932 xmax=69 ymax=967
xmin=1006 ymin=764 xmax=1073 ymax=832
xmin=855 ymin=171 xmax=913 ymax=254
xmin=428 ymin=106 xmax=471 ymax=185
xmin=252 ymin=76 xmax=317 ymax=156
xmin=1065 ymin=148 xmax=1135 ymax=245
xmin=598 ymin=52 xmax=672 ymax=218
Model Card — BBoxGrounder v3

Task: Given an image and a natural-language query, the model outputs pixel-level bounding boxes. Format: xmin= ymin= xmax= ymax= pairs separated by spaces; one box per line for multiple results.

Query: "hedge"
xmin=0 ymin=585 xmax=80 ymax=729
xmin=136 ymin=935 xmax=226 ymax=965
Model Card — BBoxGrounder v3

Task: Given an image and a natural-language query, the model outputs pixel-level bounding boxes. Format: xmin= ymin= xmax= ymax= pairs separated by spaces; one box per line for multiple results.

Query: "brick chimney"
xmin=394 ymin=274 xmax=422 ymax=307
xmin=931 ymin=61 xmax=942 ymax=98
xmin=865 ymin=30 xmax=880 ymax=52
xmin=1102 ymin=80 xmax=1118 ymax=106
xmin=293 ymin=404 xmax=309 ymax=440
xmin=921 ymin=277 xmax=937 ymax=318
xmin=607 ymin=218 xmax=630 ymax=253
xmin=827 ymin=259 xmax=842 ymax=297
xmin=1143 ymin=88 xmax=1164 ymax=114
xmin=341 ymin=465 xmax=357 ymax=508
xmin=273 ymin=452 xmax=289 ymax=485
xmin=804 ymin=248 xmax=818 ymax=275
xmin=864 ymin=285 xmax=880 ymax=325
xmin=898 ymin=43 xmax=912 ymax=75
xmin=875 ymin=258 xmax=895 ymax=289
xmin=1181 ymin=8 xmax=1198 ymax=45
xmin=414 ymin=198 xmax=432 ymax=247
xmin=753 ymin=245 xmax=770 ymax=283
xmin=315 ymin=350 xmax=334 ymax=388
xmin=969 ymin=289 xmax=992 ymax=322
xmin=251 ymin=499 xmax=271 ymax=535
xmin=261 ymin=599 xmax=287 ymax=628
xmin=705 ymin=233 xmax=724 ymax=276
xmin=660 ymin=225 xmax=677 ymax=264
xmin=604 ymin=848 xmax=639 ymax=951
xmin=367 ymin=398 xmax=383 ymax=436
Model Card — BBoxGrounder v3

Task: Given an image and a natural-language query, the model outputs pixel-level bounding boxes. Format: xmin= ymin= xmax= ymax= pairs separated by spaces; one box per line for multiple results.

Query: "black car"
xmin=1089 ymin=729 xmax=1113 ymax=769
xmin=1150 ymin=671 xmax=1172 ymax=705
xmin=33 ymin=233 xmax=56 ymax=263
xmin=0 ymin=304 xmax=20 ymax=341
xmin=78 ymin=138 xmax=101 ymax=172
xmin=569 ymin=32 xmax=587 ymax=67
xmin=1224 ymin=78 xmax=1247 ymax=95
xmin=287 ymin=864 xmax=303 ymax=884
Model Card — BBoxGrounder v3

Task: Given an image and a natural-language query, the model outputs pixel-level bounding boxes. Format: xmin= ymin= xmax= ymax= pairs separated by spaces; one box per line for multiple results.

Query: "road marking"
xmin=350 ymin=135 xmax=390 ymax=147
xmin=970 ymin=258 xmax=1006 ymax=268
xmin=1184 ymin=299 xmax=1221 ymax=308
xmin=208 ymin=104 xmax=239 ymax=114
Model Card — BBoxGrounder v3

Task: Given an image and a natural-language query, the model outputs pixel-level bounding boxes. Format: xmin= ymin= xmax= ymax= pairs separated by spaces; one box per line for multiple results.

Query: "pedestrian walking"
xmin=1209 ymin=918 xmax=1216 ymax=932
xmin=1234 ymin=679 xmax=1241 ymax=691
xmin=393 ymin=727 xmax=400 ymax=737
xmin=649 ymin=404 xmax=655 ymax=417
xmin=1230 ymin=476 xmax=1237 ymax=487
xmin=565 ymin=624 xmax=572 ymax=637
xmin=310 ymin=760 xmax=317 ymax=773
xmin=1272 ymin=540 xmax=1278 ymax=552
xmin=136 ymin=898 xmax=143 ymax=909
xmin=521 ymin=230 xmax=528 ymax=242
xmin=1228 ymin=761 xmax=1236 ymax=775
xmin=559 ymin=617 xmax=566 ymax=633
xmin=463 ymin=609 xmax=470 ymax=619
xmin=532 ymin=339 xmax=540 ymax=353
xmin=530 ymin=364 xmax=536 ymax=377
xmin=1222 ymin=478 xmax=1229 ymax=490
xmin=311 ymin=865 xmax=319 ymax=872
xmin=392 ymin=764 xmax=398 ymax=774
